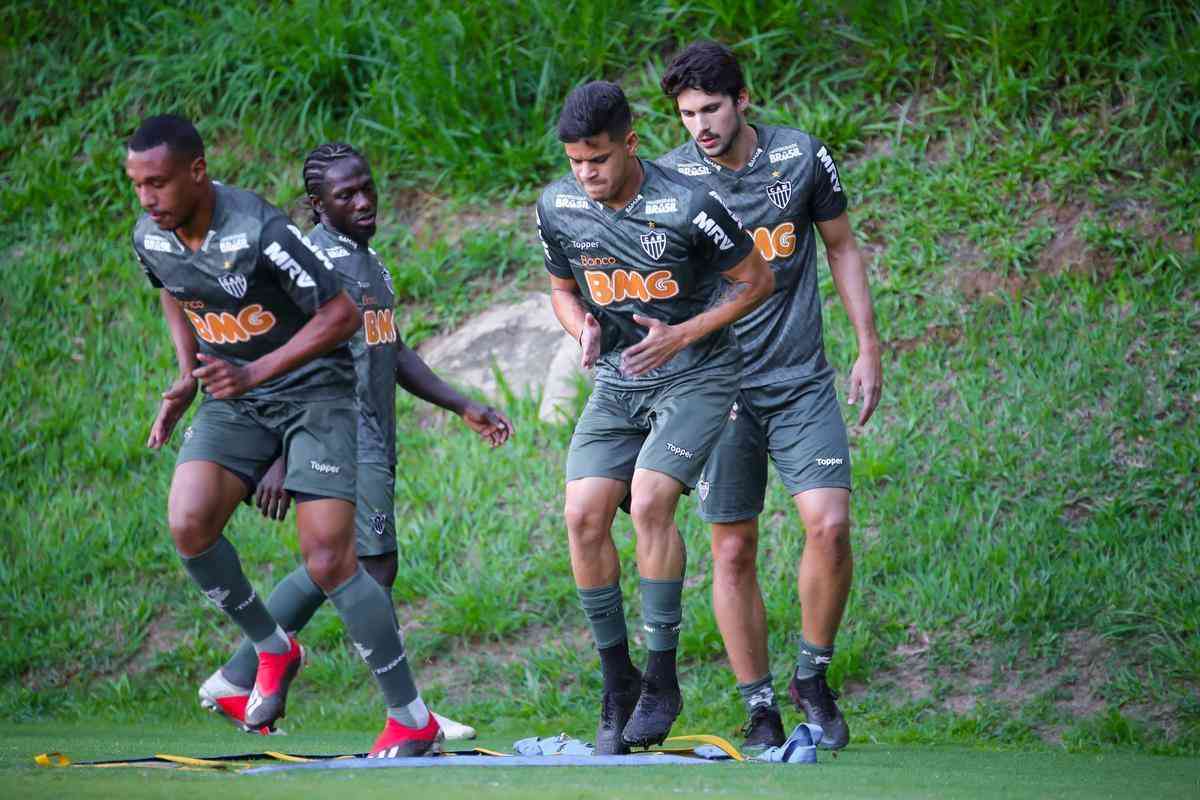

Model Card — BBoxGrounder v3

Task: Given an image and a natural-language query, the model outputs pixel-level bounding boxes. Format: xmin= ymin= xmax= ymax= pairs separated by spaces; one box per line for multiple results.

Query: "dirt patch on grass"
xmin=415 ymin=621 xmax=593 ymax=705
xmin=886 ymin=323 xmax=963 ymax=355
xmin=393 ymin=189 xmax=526 ymax=248
xmin=850 ymin=628 xmax=1139 ymax=744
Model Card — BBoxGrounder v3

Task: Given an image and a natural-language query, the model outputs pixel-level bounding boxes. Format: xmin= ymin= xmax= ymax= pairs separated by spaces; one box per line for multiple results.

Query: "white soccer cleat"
xmin=432 ymin=711 xmax=477 ymax=741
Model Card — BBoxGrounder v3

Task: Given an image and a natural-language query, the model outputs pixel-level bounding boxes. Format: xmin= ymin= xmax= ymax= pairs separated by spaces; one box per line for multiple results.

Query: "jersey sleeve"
xmin=132 ymin=232 xmax=163 ymax=288
xmin=688 ymin=189 xmax=754 ymax=274
xmin=808 ymin=138 xmax=848 ymax=222
xmin=257 ymin=215 xmax=344 ymax=314
xmin=535 ymin=196 xmax=573 ymax=279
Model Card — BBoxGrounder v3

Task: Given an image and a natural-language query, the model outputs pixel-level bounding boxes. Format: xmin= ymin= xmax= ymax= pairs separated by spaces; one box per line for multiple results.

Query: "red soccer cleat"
xmin=198 ymin=669 xmax=275 ymax=735
xmin=368 ymin=714 xmax=443 ymax=758
xmin=244 ymin=636 xmax=305 ymax=730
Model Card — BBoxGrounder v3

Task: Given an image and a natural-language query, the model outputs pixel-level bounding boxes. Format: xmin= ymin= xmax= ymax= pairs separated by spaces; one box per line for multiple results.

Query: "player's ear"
xmin=735 ymin=88 xmax=749 ymax=114
xmin=624 ymin=129 xmax=639 ymax=156
xmin=309 ymin=194 xmax=324 ymax=217
xmin=189 ymin=155 xmax=207 ymax=184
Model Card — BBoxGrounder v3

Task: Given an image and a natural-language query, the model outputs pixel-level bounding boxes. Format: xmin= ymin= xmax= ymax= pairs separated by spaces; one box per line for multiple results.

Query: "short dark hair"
xmin=660 ymin=41 xmax=746 ymax=101
xmin=127 ymin=114 xmax=205 ymax=161
xmin=302 ymin=142 xmax=366 ymax=223
xmin=557 ymin=81 xmax=632 ymax=143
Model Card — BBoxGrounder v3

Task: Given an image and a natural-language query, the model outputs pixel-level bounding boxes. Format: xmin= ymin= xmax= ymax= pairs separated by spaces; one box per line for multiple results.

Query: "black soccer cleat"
xmin=740 ymin=704 xmax=787 ymax=753
xmin=621 ymin=675 xmax=683 ymax=749
xmin=788 ymin=673 xmax=850 ymax=750
xmin=595 ymin=670 xmax=641 ymax=755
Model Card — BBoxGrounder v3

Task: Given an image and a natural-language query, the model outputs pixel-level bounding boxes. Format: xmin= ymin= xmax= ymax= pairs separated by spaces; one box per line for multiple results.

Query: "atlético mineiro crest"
xmin=370 ymin=512 xmax=388 ymax=537
xmin=697 ymin=480 xmax=710 ymax=501
xmin=218 ymin=273 xmax=248 ymax=299
xmin=766 ymin=180 xmax=793 ymax=210
xmin=639 ymin=231 xmax=667 ymax=261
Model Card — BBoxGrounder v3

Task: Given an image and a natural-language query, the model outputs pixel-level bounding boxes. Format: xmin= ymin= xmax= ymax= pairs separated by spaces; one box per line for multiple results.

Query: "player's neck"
xmin=175 ymin=180 xmax=216 ymax=252
xmin=603 ymin=157 xmax=645 ymax=211
xmin=711 ymin=122 xmax=757 ymax=172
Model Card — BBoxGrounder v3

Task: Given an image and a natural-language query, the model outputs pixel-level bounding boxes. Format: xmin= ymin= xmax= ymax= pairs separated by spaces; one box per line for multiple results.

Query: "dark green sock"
xmin=795 ymin=637 xmax=835 ymax=680
xmin=578 ymin=583 xmax=628 ymax=649
xmin=181 ymin=536 xmax=284 ymax=651
xmin=737 ymin=673 xmax=779 ymax=713
xmin=222 ymin=564 xmax=326 ymax=688
xmin=639 ymin=577 xmax=683 ymax=652
xmin=327 ymin=566 xmax=418 ymax=709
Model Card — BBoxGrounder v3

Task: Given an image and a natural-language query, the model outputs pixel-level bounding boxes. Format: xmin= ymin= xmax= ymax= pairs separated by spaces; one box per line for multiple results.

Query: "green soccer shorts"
xmin=177 ymin=396 xmax=357 ymax=503
xmin=354 ymin=461 xmax=396 ymax=557
xmin=565 ymin=369 xmax=739 ymax=490
xmin=696 ymin=375 xmax=852 ymax=523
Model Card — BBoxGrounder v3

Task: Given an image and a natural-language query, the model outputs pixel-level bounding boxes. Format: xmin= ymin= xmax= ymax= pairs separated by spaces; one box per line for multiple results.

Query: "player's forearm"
xmin=394 ymin=343 xmax=470 ymax=415
xmin=828 ymin=241 xmax=880 ymax=353
xmin=160 ymin=290 xmax=199 ymax=376
xmin=242 ymin=291 xmax=359 ymax=388
xmin=550 ymin=286 xmax=590 ymax=343
xmin=677 ymin=260 xmax=774 ymax=346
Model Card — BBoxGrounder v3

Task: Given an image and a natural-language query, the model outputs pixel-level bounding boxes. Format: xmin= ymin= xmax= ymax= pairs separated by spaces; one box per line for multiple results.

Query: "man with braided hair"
xmin=129 ymin=115 xmax=441 ymax=756
xmin=199 ymin=142 xmax=511 ymax=751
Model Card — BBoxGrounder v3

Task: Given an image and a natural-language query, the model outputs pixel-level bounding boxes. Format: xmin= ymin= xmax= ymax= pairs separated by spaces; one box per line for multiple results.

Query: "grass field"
xmin=4 ymin=723 xmax=1199 ymax=800
xmin=2 ymin=0 xmax=1199 ymax=788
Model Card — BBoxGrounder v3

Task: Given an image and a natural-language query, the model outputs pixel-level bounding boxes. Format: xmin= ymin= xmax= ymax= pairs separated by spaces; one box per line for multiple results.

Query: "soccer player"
xmin=537 ymin=82 xmax=774 ymax=752
xmin=129 ymin=115 xmax=440 ymax=757
xmin=199 ymin=142 xmax=511 ymax=743
xmin=658 ymin=42 xmax=882 ymax=751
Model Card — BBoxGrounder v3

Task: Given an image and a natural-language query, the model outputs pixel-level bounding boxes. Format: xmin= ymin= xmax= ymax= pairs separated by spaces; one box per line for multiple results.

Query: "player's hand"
xmin=193 ymin=353 xmax=257 ymax=399
xmin=255 ymin=456 xmax=292 ymax=521
xmin=461 ymin=402 xmax=514 ymax=448
xmin=847 ymin=346 xmax=882 ymax=425
xmin=146 ymin=375 xmax=198 ymax=449
xmin=579 ymin=313 xmax=601 ymax=370
xmin=620 ymin=314 xmax=687 ymax=377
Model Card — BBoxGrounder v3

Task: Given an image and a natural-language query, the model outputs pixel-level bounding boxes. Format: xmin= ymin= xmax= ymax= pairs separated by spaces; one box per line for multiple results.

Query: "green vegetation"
xmin=2 ymin=0 xmax=1197 ymax=782
xmin=5 ymin=723 xmax=1200 ymax=800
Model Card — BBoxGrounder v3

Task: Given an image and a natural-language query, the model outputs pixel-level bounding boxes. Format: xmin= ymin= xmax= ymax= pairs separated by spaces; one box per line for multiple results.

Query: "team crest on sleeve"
xmin=639 ymin=231 xmax=667 ymax=261
xmin=218 ymin=273 xmax=248 ymax=299
xmin=766 ymin=180 xmax=793 ymax=210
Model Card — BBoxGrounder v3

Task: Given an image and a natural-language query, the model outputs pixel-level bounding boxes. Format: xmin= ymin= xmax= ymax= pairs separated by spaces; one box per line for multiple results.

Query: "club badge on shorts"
xmin=370 ymin=512 xmax=389 ymax=537
xmin=697 ymin=480 xmax=711 ymax=501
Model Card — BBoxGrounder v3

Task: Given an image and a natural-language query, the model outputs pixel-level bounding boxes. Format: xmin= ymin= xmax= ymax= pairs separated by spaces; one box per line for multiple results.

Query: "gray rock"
xmin=416 ymin=292 xmax=590 ymax=422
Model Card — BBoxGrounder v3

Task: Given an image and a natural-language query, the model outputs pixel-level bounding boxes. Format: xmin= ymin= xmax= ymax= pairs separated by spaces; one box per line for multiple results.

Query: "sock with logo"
xmin=181 ymin=536 xmax=288 ymax=654
xmin=639 ymin=577 xmax=683 ymax=652
xmin=222 ymin=564 xmax=327 ymax=688
xmin=579 ymin=583 xmax=637 ymax=689
xmin=795 ymin=637 xmax=835 ymax=681
xmin=738 ymin=673 xmax=779 ymax=714
xmin=327 ymin=566 xmax=418 ymax=710
xmin=640 ymin=576 xmax=683 ymax=690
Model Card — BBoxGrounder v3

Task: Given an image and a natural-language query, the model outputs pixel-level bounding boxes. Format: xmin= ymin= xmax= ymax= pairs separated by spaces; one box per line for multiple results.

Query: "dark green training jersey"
xmin=133 ymin=183 xmax=355 ymax=401
xmin=657 ymin=126 xmax=847 ymax=388
xmin=308 ymin=223 xmax=398 ymax=466
xmin=536 ymin=158 xmax=754 ymax=390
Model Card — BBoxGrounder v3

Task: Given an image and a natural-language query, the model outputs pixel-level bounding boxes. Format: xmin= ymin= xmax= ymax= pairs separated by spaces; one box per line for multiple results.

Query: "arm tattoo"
xmin=716 ymin=279 xmax=752 ymax=307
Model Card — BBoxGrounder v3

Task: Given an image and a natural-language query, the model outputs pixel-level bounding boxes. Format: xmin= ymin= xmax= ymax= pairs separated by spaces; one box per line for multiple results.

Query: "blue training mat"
xmin=244 ymin=754 xmax=721 ymax=773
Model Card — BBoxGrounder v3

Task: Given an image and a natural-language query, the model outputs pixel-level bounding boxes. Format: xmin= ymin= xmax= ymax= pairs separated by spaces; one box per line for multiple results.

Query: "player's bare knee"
xmin=627 ymin=492 xmax=674 ymax=535
xmin=805 ymin=517 xmax=851 ymax=556
xmin=564 ymin=498 xmax=610 ymax=544
xmin=360 ymin=552 xmax=398 ymax=589
xmin=167 ymin=505 xmax=220 ymax=556
xmin=712 ymin=529 xmax=757 ymax=575
xmin=303 ymin=545 xmax=356 ymax=590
